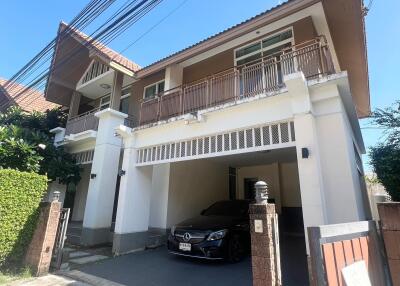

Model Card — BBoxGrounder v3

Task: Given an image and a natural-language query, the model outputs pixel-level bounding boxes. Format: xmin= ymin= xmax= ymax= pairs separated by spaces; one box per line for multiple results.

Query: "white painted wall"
xmin=166 ymin=159 xmax=229 ymax=227
xmin=83 ymin=109 xmax=126 ymax=230
xmin=279 ymin=162 xmax=302 ymax=208
xmin=236 ymin=162 xmax=301 ymax=213
xmin=149 ymin=163 xmax=170 ymax=229
xmin=72 ymin=164 xmax=91 ymax=221
xmin=236 ymin=163 xmax=281 ymax=212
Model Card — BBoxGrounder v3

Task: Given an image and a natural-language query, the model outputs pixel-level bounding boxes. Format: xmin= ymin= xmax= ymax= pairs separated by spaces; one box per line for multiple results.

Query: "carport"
xmin=135 ymin=147 xmax=309 ymax=285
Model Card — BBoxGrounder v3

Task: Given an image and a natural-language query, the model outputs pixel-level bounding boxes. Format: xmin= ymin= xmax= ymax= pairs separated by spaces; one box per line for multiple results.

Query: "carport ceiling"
xmin=207 ymin=147 xmax=297 ymax=168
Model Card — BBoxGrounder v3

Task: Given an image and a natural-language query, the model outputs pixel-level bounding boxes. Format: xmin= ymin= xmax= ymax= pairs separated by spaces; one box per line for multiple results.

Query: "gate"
xmin=52 ymin=208 xmax=70 ymax=269
xmin=308 ymin=221 xmax=389 ymax=286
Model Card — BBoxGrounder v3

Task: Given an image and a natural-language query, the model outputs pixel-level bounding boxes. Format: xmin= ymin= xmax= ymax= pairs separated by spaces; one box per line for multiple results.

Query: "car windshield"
xmin=203 ymin=201 xmax=249 ymax=217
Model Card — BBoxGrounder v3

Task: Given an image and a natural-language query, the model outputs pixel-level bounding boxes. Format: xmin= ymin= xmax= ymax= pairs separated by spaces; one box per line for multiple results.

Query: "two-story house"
xmin=46 ymin=0 xmax=370 ymax=261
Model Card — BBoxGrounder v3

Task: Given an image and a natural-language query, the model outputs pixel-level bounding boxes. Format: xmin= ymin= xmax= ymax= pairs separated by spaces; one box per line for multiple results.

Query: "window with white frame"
xmin=234 ymin=28 xmax=293 ymax=66
xmin=143 ymin=80 xmax=165 ymax=99
xmin=99 ymin=86 xmax=131 ymax=113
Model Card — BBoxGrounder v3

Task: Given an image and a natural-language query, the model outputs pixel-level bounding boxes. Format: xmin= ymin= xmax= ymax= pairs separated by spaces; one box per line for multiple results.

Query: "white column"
xmin=149 ymin=164 xmax=170 ymax=229
xmin=164 ymin=64 xmax=183 ymax=90
xmin=286 ymin=72 xmax=368 ymax=254
xmin=81 ymin=108 xmax=127 ymax=246
xmin=113 ymin=131 xmax=153 ymax=254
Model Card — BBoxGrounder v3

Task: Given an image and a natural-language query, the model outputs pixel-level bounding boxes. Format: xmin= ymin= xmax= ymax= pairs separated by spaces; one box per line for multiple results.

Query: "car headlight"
xmin=207 ymin=229 xmax=228 ymax=241
xmin=170 ymin=225 xmax=176 ymax=236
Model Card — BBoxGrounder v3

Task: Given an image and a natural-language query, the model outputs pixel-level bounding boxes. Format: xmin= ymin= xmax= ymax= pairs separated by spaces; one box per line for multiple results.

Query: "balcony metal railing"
xmin=139 ymin=37 xmax=335 ymax=125
xmin=65 ymin=108 xmax=100 ymax=136
xmin=65 ymin=108 xmax=135 ymax=136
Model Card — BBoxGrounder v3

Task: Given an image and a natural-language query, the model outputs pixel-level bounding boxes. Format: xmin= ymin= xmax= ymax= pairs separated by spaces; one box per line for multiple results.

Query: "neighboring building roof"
xmin=0 ymin=78 xmax=59 ymax=112
xmin=59 ymin=22 xmax=141 ymax=73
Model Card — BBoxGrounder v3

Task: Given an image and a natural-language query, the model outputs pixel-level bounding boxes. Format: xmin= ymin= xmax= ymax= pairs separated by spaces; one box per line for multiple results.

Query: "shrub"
xmin=370 ymin=144 xmax=400 ymax=202
xmin=0 ymin=169 xmax=47 ymax=270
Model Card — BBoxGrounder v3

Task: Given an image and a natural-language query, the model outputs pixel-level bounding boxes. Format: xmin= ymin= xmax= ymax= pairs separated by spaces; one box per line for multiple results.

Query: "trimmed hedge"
xmin=0 ymin=169 xmax=47 ymax=269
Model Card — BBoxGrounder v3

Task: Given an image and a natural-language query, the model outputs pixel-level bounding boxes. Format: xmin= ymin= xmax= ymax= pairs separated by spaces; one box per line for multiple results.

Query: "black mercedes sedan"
xmin=167 ymin=200 xmax=251 ymax=262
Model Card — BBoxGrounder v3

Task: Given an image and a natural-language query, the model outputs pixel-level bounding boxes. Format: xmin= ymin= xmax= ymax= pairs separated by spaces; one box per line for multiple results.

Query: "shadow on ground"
xmin=78 ymin=247 xmax=252 ymax=286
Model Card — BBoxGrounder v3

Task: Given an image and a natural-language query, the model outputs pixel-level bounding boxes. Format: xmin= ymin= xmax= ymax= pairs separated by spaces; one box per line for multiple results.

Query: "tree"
xmin=0 ymin=106 xmax=80 ymax=184
xmin=369 ymin=101 xmax=400 ymax=201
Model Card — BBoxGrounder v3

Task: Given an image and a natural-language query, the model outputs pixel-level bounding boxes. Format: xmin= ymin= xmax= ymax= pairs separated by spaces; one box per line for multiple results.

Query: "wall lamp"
xmin=301 ymin=147 xmax=309 ymax=159
xmin=118 ymin=170 xmax=126 ymax=176
xmin=90 ymin=173 xmax=97 ymax=179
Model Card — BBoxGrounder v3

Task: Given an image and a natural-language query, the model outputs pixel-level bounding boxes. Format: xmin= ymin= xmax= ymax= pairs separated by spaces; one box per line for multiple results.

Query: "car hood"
xmin=175 ymin=215 xmax=242 ymax=231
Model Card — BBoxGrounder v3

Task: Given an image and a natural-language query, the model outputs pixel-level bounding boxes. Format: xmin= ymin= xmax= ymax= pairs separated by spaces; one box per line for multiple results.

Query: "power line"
xmin=117 ymin=0 xmax=190 ymax=55
xmin=2 ymin=0 xmax=164 ymax=109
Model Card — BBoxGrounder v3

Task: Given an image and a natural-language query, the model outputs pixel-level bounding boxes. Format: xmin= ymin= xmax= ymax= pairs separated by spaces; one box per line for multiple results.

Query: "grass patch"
xmin=0 ymin=267 xmax=32 ymax=285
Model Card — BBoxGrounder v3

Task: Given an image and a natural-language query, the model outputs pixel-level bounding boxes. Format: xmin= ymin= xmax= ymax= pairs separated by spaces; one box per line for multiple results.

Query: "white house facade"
xmin=46 ymin=0 xmax=371 ymax=257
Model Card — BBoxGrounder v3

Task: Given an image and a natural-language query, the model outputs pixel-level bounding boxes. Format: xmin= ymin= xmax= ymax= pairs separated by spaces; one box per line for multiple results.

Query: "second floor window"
xmin=144 ymin=80 xmax=165 ymax=99
xmin=234 ymin=28 xmax=293 ymax=66
xmin=99 ymin=87 xmax=131 ymax=113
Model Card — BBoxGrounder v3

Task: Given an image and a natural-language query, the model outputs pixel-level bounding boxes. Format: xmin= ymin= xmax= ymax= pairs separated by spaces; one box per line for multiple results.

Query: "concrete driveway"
xmin=75 ymin=247 xmax=252 ymax=286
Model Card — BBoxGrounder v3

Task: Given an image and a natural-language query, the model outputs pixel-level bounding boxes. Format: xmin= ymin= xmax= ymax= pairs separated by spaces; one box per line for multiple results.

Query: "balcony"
xmin=65 ymin=109 xmax=100 ymax=136
xmin=65 ymin=108 xmax=135 ymax=136
xmin=139 ymin=37 xmax=335 ymax=126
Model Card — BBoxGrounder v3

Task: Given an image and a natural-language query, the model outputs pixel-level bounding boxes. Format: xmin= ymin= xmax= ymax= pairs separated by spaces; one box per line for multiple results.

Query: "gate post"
xmin=250 ymin=181 xmax=281 ymax=286
xmin=25 ymin=193 xmax=61 ymax=276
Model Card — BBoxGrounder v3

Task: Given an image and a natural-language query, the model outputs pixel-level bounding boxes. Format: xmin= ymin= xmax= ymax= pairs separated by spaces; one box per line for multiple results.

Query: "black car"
xmin=167 ymin=200 xmax=251 ymax=262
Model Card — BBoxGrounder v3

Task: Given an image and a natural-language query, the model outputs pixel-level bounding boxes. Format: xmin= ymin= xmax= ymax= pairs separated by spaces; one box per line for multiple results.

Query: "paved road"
xmin=78 ymin=247 xmax=252 ymax=286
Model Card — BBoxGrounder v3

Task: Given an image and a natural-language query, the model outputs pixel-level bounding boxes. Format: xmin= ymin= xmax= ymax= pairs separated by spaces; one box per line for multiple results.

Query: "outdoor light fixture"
xmin=38 ymin=143 xmax=46 ymax=150
xmin=301 ymin=147 xmax=309 ymax=159
xmin=90 ymin=173 xmax=97 ymax=179
xmin=100 ymin=83 xmax=111 ymax=89
xmin=118 ymin=170 xmax=126 ymax=176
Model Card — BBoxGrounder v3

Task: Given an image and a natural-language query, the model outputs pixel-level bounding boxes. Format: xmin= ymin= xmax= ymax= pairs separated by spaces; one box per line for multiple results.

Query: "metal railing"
xmin=139 ymin=37 xmax=335 ymax=125
xmin=65 ymin=108 xmax=100 ymax=135
xmin=65 ymin=108 xmax=136 ymax=136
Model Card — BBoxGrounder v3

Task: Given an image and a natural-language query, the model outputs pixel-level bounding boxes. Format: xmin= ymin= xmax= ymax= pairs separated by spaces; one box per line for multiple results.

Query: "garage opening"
xmin=156 ymin=147 xmax=309 ymax=285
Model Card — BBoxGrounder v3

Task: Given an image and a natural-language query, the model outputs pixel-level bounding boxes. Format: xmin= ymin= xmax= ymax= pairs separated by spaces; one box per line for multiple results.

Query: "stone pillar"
xmin=68 ymin=91 xmax=81 ymax=118
xmin=25 ymin=196 xmax=61 ymax=276
xmin=377 ymin=202 xmax=400 ymax=286
xmin=250 ymin=181 xmax=281 ymax=286
xmin=110 ymin=71 xmax=124 ymax=110
xmin=81 ymin=108 xmax=127 ymax=246
xmin=112 ymin=130 xmax=153 ymax=254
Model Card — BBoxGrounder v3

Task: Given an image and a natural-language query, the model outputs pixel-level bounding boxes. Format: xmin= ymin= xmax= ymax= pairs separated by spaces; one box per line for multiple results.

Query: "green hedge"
xmin=0 ymin=169 xmax=47 ymax=269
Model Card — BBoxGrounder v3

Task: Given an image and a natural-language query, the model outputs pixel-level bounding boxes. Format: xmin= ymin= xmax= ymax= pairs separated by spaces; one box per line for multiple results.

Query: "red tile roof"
xmin=60 ymin=22 xmax=141 ymax=73
xmin=0 ymin=78 xmax=59 ymax=112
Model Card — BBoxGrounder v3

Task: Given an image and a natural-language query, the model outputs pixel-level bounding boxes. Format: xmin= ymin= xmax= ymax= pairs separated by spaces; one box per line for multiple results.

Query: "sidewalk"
xmin=6 ymin=274 xmax=89 ymax=286
xmin=6 ymin=270 xmax=124 ymax=286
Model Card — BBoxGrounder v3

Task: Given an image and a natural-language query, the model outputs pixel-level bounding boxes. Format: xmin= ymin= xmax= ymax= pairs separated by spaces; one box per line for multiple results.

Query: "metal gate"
xmin=52 ymin=208 xmax=70 ymax=269
xmin=308 ymin=221 xmax=389 ymax=286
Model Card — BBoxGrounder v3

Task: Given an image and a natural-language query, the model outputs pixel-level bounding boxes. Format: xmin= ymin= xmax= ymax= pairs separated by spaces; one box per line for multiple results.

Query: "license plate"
xmin=179 ymin=243 xmax=191 ymax=251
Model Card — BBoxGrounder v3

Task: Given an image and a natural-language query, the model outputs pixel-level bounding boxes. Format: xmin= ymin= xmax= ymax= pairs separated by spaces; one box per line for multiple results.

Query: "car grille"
xmin=174 ymin=230 xmax=207 ymax=244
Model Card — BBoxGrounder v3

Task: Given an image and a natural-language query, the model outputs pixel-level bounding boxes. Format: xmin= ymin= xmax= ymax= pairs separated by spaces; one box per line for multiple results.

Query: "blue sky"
xmin=0 ymin=0 xmax=398 ymax=171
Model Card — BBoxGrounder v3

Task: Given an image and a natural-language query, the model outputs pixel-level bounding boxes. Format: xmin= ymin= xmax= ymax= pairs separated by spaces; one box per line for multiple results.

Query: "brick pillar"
xmin=25 ymin=196 xmax=61 ymax=276
xmin=377 ymin=202 xmax=400 ymax=286
xmin=250 ymin=181 xmax=281 ymax=286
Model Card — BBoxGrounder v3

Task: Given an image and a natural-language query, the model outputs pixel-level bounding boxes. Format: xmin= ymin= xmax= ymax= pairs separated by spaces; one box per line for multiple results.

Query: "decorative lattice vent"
xmin=72 ymin=149 xmax=94 ymax=165
xmin=136 ymin=121 xmax=295 ymax=166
